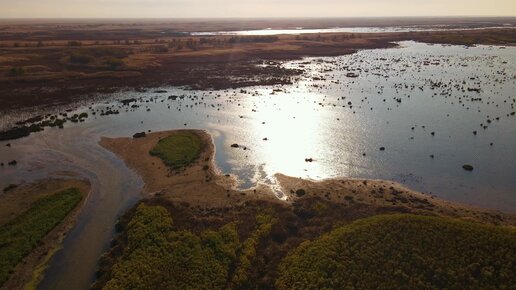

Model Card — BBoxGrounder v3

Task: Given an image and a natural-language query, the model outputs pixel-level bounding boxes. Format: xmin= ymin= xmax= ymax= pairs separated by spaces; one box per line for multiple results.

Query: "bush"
xmin=67 ymin=41 xmax=82 ymax=47
xmin=7 ymin=67 xmax=24 ymax=77
xmin=86 ymin=47 xmax=129 ymax=58
xmin=149 ymin=45 xmax=169 ymax=53
xmin=101 ymin=205 xmax=277 ymax=290
xmin=0 ymin=188 xmax=83 ymax=286
xmin=104 ymin=204 xmax=240 ymax=290
xmin=276 ymin=214 xmax=516 ymax=290
xmin=231 ymin=214 xmax=277 ymax=288
xmin=69 ymin=52 xmax=95 ymax=64
xmin=68 ymin=47 xmax=129 ymax=67
xmin=0 ymin=124 xmax=43 ymax=141
xmin=103 ymin=57 xmax=124 ymax=69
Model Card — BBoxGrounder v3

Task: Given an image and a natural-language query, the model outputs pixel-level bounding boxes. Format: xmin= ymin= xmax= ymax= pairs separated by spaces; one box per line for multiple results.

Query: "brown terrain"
xmin=0 ymin=19 xmax=514 ymax=113
xmin=0 ymin=178 xmax=91 ymax=290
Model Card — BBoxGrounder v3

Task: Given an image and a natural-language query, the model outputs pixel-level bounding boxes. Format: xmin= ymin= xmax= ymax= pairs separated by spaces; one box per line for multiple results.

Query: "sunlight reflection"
xmin=250 ymin=90 xmax=338 ymax=180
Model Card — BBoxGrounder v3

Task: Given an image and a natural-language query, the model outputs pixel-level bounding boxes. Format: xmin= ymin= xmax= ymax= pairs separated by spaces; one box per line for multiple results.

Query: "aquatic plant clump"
xmin=276 ymin=214 xmax=516 ymax=289
xmin=149 ymin=132 xmax=202 ymax=170
xmin=0 ymin=188 xmax=83 ymax=286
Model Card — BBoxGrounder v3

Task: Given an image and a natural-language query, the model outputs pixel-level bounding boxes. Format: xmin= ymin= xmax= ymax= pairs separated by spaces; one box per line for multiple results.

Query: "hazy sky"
xmin=1 ymin=0 xmax=515 ymax=18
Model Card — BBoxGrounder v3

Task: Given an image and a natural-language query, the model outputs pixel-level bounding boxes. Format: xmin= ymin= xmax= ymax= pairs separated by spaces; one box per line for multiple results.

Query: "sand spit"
xmin=101 ymin=129 xmax=515 ymax=226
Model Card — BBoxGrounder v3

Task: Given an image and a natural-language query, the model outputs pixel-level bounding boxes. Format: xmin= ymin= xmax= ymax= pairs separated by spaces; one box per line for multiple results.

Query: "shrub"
xmin=67 ymin=41 xmax=82 ymax=47
xmin=7 ymin=67 xmax=24 ymax=77
xmin=103 ymin=57 xmax=124 ymax=69
xmin=104 ymin=204 xmax=240 ymax=290
xmin=149 ymin=45 xmax=169 ymax=53
xmin=101 ymin=205 xmax=276 ymax=290
xmin=231 ymin=214 xmax=277 ymax=288
xmin=0 ymin=188 xmax=83 ymax=286
xmin=69 ymin=52 xmax=94 ymax=64
xmin=276 ymin=214 xmax=516 ymax=290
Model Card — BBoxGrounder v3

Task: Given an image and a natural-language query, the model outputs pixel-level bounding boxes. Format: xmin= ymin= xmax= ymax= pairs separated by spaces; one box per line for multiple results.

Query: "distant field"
xmin=0 ymin=188 xmax=83 ymax=286
xmin=277 ymin=214 xmax=516 ymax=289
xmin=0 ymin=20 xmax=514 ymax=113
xmin=149 ymin=131 xmax=202 ymax=170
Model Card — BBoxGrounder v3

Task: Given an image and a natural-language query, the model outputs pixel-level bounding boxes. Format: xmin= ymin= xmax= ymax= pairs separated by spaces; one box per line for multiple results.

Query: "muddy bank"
xmin=0 ymin=178 xmax=91 ymax=290
xmin=100 ymin=129 xmax=277 ymax=207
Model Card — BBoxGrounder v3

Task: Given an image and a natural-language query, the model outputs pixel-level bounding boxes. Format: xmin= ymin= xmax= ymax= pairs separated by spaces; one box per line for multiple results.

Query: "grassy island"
xmin=149 ymin=131 xmax=202 ymax=170
xmin=0 ymin=188 xmax=83 ymax=286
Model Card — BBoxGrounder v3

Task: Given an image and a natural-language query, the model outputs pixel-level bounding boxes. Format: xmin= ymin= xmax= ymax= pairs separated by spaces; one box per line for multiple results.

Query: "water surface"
xmin=189 ymin=25 xmax=513 ymax=36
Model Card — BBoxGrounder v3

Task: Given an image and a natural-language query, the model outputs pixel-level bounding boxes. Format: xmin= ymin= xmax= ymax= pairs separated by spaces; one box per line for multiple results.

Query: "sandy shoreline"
xmin=0 ymin=179 xmax=91 ymax=290
xmin=100 ymin=129 xmax=277 ymax=207
xmin=100 ymin=129 xmax=515 ymax=226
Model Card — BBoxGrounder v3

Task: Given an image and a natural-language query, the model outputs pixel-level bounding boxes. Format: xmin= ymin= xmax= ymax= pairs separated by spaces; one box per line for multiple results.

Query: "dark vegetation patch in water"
xmin=0 ymin=112 xmax=89 ymax=141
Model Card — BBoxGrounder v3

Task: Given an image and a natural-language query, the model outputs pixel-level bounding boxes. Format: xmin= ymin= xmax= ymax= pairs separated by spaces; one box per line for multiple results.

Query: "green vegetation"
xmin=102 ymin=204 xmax=277 ymax=290
xmin=0 ymin=188 xmax=83 ymax=286
xmin=276 ymin=214 xmax=516 ymax=290
xmin=149 ymin=132 xmax=202 ymax=170
xmin=231 ymin=214 xmax=277 ymax=288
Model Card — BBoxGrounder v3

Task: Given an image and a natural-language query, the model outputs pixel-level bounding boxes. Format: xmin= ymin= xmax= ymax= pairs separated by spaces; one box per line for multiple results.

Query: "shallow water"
xmin=189 ymin=25 xmax=513 ymax=36
xmin=0 ymin=126 xmax=143 ymax=290
xmin=0 ymin=41 xmax=515 ymax=289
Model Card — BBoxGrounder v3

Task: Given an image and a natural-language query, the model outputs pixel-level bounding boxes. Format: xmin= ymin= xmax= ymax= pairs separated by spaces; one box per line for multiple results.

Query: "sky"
xmin=0 ymin=0 xmax=515 ymax=18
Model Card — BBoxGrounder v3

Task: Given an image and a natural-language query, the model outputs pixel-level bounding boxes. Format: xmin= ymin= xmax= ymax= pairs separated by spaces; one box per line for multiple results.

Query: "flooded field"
xmin=190 ymin=25 xmax=514 ymax=36
xmin=0 ymin=41 xmax=515 ymax=289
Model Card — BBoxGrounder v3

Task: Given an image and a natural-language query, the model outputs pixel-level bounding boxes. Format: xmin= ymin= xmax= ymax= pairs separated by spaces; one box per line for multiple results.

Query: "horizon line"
xmin=0 ymin=15 xmax=515 ymax=20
